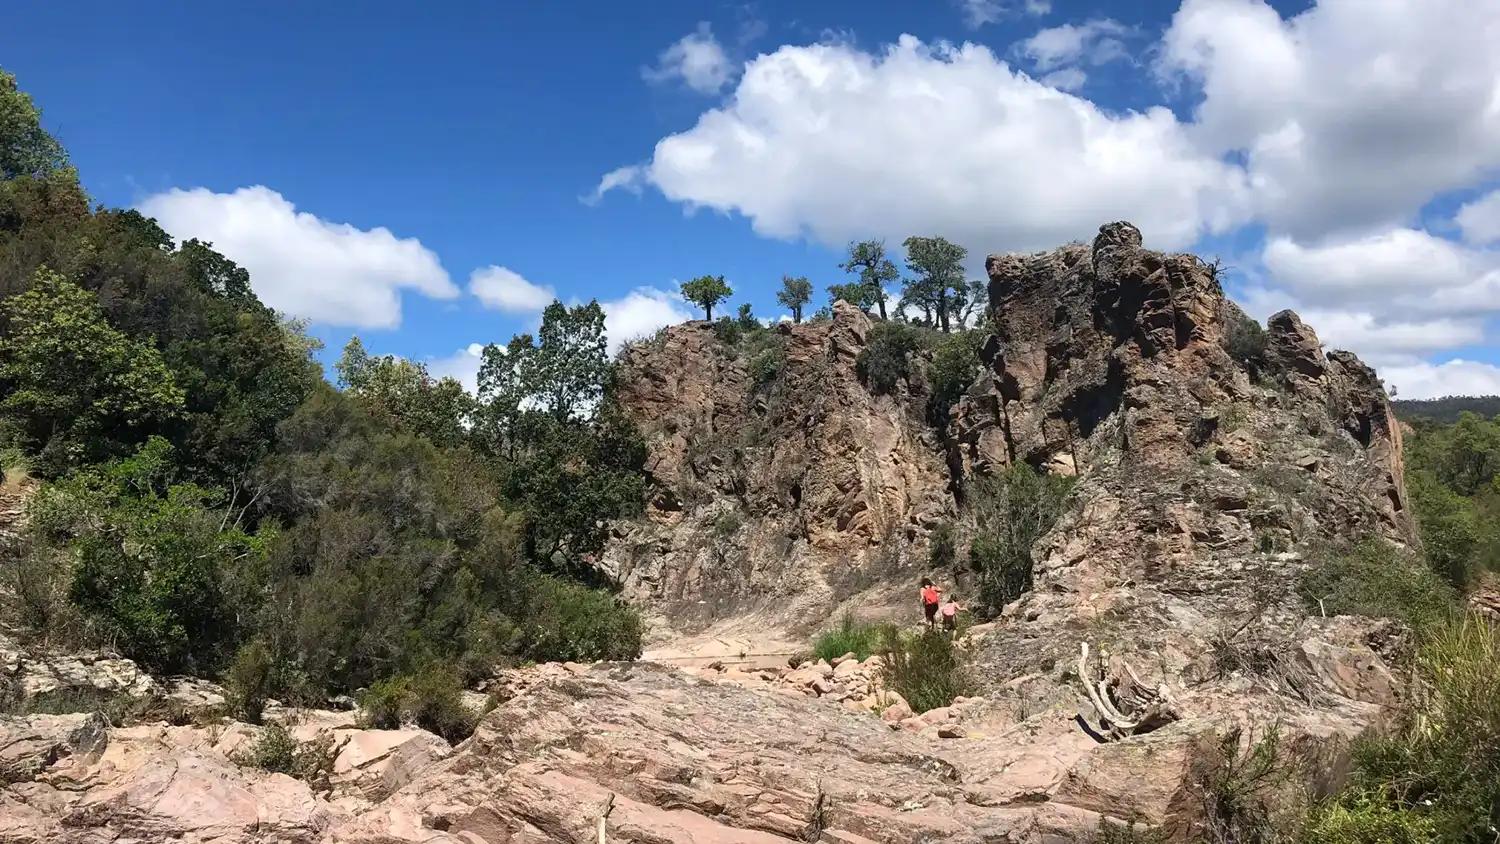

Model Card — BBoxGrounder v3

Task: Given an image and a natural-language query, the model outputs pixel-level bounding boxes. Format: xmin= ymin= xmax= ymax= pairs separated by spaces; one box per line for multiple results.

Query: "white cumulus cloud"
xmin=1456 ymin=189 xmax=1500 ymax=246
xmin=598 ymin=0 xmax=1500 ymax=394
xmin=138 ymin=186 xmax=455 ymax=329
xmin=1158 ymin=0 xmax=1500 ymax=242
xmin=469 ymin=266 xmax=556 ymax=313
xmin=427 ymin=343 xmax=486 ymax=395
xmin=643 ymin=23 xmax=734 ymax=94
xmin=1380 ymin=360 xmax=1500 ymax=401
xmin=600 ymin=286 xmax=694 ymax=354
xmin=600 ymin=35 xmax=1250 ymax=258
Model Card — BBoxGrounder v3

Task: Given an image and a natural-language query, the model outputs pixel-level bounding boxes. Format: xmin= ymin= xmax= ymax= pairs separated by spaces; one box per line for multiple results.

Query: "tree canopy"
xmin=680 ymin=275 xmax=733 ymax=321
xmin=0 ymin=68 xmax=646 ymax=724
xmin=838 ymin=240 xmax=899 ymax=320
xmin=776 ymin=275 xmax=812 ymax=323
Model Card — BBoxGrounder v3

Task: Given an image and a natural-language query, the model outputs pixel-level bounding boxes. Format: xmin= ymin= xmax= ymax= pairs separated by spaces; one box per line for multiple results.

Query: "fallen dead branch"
xmin=1077 ymin=642 xmax=1181 ymax=740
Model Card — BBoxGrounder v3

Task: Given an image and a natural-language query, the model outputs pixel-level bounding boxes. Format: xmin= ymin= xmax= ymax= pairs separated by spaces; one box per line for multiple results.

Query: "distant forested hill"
xmin=1393 ymin=397 xmax=1500 ymax=424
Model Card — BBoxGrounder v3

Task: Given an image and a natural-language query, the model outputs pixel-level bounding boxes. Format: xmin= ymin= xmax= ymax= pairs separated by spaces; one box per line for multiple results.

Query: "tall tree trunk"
xmin=705 ymin=304 xmax=713 ymax=321
xmin=875 ymin=291 xmax=887 ymax=320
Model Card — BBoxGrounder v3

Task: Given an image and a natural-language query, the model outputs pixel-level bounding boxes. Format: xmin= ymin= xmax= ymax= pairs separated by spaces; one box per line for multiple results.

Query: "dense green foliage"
xmin=836 ymin=240 xmax=899 ymax=319
xmin=679 ymin=274 xmax=733 ymax=320
xmin=878 ymin=625 xmax=973 ymax=713
xmin=967 ymin=462 xmax=1076 ymax=617
xmin=1403 ymin=412 xmax=1500 ymax=588
xmin=807 ymin=614 xmax=974 ymax=714
xmin=0 ymin=70 xmax=645 ymax=732
xmin=855 ymin=321 xmax=925 ymax=395
xmin=775 ymin=275 xmax=812 ymax=323
xmin=1224 ymin=307 xmax=1270 ymax=381
xmin=811 ymin=612 xmax=887 ymax=662
xmin=1296 ymin=539 xmax=1456 ymax=630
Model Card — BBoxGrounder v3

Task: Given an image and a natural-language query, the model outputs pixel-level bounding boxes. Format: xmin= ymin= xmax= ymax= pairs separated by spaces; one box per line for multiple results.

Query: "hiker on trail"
xmin=939 ymin=600 xmax=963 ymax=633
xmin=920 ymin=577 xmax=942 ymax=628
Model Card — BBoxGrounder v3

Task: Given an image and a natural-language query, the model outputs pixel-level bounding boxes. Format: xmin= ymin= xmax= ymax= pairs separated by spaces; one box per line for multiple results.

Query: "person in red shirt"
xmin=920 ymin=577 xmax=942 ymax=628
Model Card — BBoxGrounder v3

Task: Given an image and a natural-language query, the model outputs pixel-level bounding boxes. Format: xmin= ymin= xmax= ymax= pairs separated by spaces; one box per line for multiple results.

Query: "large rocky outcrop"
xmin=606 ymin=303 xmax=955 ymax=637
xmin=607 ymin=222 xmax=1412 ymax=650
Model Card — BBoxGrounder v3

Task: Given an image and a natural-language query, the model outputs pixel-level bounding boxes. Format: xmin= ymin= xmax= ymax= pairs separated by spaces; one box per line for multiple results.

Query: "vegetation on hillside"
xmin=1393 ymin=396 xmax=1500 ymax=424
xmin=0 ymin=69 xmax=643 ymax=731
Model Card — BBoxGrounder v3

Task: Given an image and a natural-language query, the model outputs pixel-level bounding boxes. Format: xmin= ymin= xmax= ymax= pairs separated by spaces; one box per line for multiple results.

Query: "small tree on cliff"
xmin=680 ymin=275 xmax=733 ymax=321
xmin=838 ymin=240 xmax=900 ymax=320
xmin=776 ymin=275 xmax=812 ymax=323
xmin=899 ymin=236 xmax=968 ymax=333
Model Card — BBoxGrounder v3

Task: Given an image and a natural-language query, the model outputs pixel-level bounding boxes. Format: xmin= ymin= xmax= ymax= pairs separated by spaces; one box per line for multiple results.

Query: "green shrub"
xmin=928 ymin=521 xmax=956 ymax=569
xmin=1302 ymin=798 xmax=1436 ymax=844
xmin=967 ymin=462 xmax=1075 ymax=617
xmin=515 ymin=575 xmax=644 ymax=664
xmin=225 ymin=641 xmax=274 ymax=724
xmin=1408 ymin=469 xmax=1485 ymax=588
xmin=747 ymin=344 xmax=785 ymax=386
xmin=236 ymin=723 xmax=343 ymax=789
xmin=357 ymin=663 xmax=476 ymax=744
xmin=926 ymin=330 xmax=982 ymax=428
xmin=879 ymin=627 xmax=973 ymax=714
xmin=1226 ymin=310 xmax=1270 ymax=380
xmin=855 ymin=322 xmax=924 ymax=395
xmin=1297 ymin=539 xmax=1456 ymax=631
xmin=1089 ymin=818 xmax=1170 ymax=844
xmin=811 ymin=612 xmax=891 ymax=662
xmin=240 ymin=722 xmax=299 ymax=775
xmin=1330 ymin=614 xmax=1500 ymax=842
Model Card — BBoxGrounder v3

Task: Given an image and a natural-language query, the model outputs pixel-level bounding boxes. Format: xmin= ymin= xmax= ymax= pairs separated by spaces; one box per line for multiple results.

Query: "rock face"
xmin=608 ymin=222 xmax=1412 ymax=646
xmin=607 ymin=302 xmax=955 ymax=636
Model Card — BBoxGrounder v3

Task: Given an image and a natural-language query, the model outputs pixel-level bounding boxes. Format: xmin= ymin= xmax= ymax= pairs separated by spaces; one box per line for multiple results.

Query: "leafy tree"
xmin=928 ymin=330 xmax=982 ymax=428
xmin=336 ymin=337 xmax=471 ymax=447
xmin=0 ymin=267 xmax=185 ymax=472
xmin=735 ymin=302 xmax=761 ymax=332
xmin=477 ymin=300 xmax=610 ymax=435
xmin=827 ymin=281 xmax=879 ymax=314
xmin=0 ymin=68 xmax=71 ymax=181
xmin=776 ymin=275 xmax=812 ymax=323
xmin=900 ymin=236 xmax=968 ymax=333
xmin=58 ymin=438 xmax=264 ymax=673
xmin=475 ymin=300 xmax=647 ymax=575
xmin=680 ymin=275 xmax=732 ymax=321
xmin=855 ymin=321 xmax=925 ymax=395
xmin=838 ymin=240 xmax=899 ymax=319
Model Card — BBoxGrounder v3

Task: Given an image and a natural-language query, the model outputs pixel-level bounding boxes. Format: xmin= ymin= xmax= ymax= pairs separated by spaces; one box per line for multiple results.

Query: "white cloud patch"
xmin=138 ymin=186 xmax=456 ymax=329
xmin=1456 ymin=189 xmax=1500 ymax=246
xmin=1158 ymin=0 xmax=1500 ymax=242
xmin=960 ymin=0 xmax=1052 ymax=30
xmin=1039 ymin=68 xmax=1088 ymax=92
xmin=469 ymin=266 xmax=556 ymax=313
xmin=600 ymin=286 xmax=694 ymax=354
xmin=643 ymin=23 xmax=734 ymax=94
xmin=1379 ymin=360 xmax=1500 ymax=401
xmin=427 ymin=343 xmax=486 ymax=395
xmin=1018 ymin=19 xmax=1131 ymax=73
xmin=600 ymin=35 xmax=1251 ymax=257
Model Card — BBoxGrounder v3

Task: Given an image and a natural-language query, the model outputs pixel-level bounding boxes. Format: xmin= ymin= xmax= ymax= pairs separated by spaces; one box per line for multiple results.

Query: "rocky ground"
xmin=2 ymin=606 xmax=1402 ymax=843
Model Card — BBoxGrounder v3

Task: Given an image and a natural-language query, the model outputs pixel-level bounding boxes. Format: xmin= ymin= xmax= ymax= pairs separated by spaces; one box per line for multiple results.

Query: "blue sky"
xmin=4 ymin=0 xmax=1500 ymax=398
